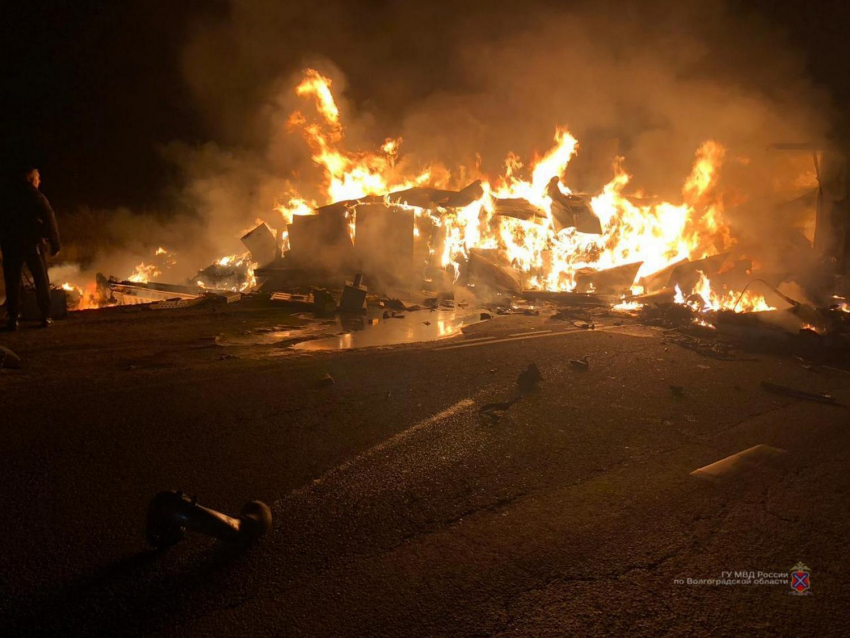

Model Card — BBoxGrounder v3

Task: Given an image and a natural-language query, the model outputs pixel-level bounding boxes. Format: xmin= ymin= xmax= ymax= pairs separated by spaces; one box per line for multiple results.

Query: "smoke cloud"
xmin=68 ymin=0 xmax=836 ymax=285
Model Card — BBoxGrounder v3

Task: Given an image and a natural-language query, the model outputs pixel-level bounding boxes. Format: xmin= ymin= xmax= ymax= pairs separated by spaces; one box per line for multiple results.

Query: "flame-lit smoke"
xmin=58 ymin=1 xmax=832 ymax=313
xmin=264 ymin=69 xmax=767 ymax=311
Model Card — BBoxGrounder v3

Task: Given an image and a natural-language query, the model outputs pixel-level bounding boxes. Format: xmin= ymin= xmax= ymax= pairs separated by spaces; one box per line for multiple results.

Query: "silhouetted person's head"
xmin=23 ymin=166 xmax=41 ymax=188
xmin=24 ymin=167 xmax=41 ymax=189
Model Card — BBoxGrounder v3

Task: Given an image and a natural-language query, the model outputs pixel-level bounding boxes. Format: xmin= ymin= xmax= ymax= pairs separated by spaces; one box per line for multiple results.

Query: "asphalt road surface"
xmin=1 ymin=303 xmax=848 ymax=636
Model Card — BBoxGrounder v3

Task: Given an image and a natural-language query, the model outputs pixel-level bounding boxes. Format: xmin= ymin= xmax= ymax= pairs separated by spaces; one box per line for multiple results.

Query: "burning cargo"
xmin=58 ymin=67 xmax=850 ymax=349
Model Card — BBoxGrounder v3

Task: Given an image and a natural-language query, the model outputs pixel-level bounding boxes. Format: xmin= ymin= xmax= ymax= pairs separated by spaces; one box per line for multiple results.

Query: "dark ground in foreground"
xmin=0 ymin=302 xmax=849 ymax=636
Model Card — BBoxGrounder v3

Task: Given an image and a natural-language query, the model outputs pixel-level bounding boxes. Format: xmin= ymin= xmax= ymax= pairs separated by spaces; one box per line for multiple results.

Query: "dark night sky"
xmin=1 ymin=0 xmax=850 ymax=214
xmin=0 ymin=0 xmax=219 ymax=211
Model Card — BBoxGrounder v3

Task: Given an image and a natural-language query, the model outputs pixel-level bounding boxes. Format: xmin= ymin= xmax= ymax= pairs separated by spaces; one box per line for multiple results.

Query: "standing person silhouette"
xmin=0 ymin=166 xmax=61 ymax=330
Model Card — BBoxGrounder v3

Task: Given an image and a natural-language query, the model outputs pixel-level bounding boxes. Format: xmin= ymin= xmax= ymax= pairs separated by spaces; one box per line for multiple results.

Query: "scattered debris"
xmin=270 ymin=292 xmax=314 ymax=310
xmin=549 ymin=306 xmax=601 ymax=324
xmin=641 ymin=302 xmax=696 ymax=327
xmin=498 ymin=304 xmax=540 ymax=316
xmin=312 ymin=288 xmax=336 ymax=314
xmin=569 ymin=356 xmax=589 ymax=371
xmin=517 ymin=363 xmax=542 ymax=394
xmin=340 ymin=273 xmax=368 ymax=313
xmin=760 ymin=381 xmax=837 ymax=405
xmin=663 ymin=332 xmax=747 ymax=361
xmin=479 ymin=399 xmax=519 ymax=423
xmin=385 ymin=298 xmax=418 ymax=312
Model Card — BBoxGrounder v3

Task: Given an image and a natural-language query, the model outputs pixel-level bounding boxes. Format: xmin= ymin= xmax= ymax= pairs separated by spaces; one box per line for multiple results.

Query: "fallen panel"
xmin=631 ymin=286 xmax=677 ymax=305
xmin=108 ymin=280 xmax=201 ymax=305
xmin=494 ymin=198 xmax=547 ymax=222
xmin=468 ymin=249 xmax=522 ymax=293
xmin=241 ymin=223 xmax=278 ymax=267
xmin=639 ymin=258 xmax=689 ymax=293
xmin=575 ymin=262 xmax=643 ymax=294
xmin=340 ymin=275 xmax=368 ymax=313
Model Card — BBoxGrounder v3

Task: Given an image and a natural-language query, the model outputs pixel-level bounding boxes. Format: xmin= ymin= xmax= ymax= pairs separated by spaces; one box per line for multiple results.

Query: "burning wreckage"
xmin=51 ymin=70 xmax=850 ymax=360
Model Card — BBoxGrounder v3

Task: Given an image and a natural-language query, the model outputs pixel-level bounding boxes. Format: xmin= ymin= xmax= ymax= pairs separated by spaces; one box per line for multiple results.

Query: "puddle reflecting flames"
xmin=294 ymin=309 xmax=483 ymax=351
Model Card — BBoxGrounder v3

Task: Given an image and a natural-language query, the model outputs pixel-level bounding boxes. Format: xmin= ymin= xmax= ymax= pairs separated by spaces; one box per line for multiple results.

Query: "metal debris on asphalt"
xmin=145 ymin=490 xmax=272 ymax=548
xmin=517 ymin=363 xmax=542 ymax=393
xmin=479 ymin=399 xmax=519 ymax=423
xmin=690 ymin=444 xmax=787 ymax=481
xmin=569 ymin=356 xmax=590 ymax=370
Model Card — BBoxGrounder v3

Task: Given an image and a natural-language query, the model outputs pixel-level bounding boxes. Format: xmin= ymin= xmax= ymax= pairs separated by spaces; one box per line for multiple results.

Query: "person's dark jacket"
xmin=0 ymin=183 xmax=61 ymax=254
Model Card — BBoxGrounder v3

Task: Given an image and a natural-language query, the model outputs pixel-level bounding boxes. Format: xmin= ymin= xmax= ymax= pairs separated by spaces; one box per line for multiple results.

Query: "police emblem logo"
xmin=789 ymin=562 xmax=811 ymax=596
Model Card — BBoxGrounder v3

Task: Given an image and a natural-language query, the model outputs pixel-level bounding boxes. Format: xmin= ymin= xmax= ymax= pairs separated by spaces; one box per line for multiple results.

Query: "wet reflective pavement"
xmin=293 ymin=307 xmax=486 ymax=351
